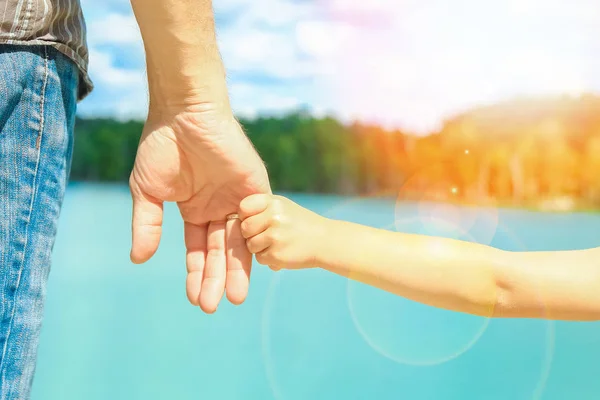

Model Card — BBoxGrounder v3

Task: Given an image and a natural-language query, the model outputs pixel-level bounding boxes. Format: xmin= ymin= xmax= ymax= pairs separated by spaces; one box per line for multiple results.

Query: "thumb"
xmin=130 ymin=180 xmax=164 ymax=264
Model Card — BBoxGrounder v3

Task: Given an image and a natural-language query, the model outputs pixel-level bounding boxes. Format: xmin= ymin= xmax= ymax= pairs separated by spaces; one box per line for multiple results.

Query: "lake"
xmin=31 ymin=184 xmax=600 ymax=399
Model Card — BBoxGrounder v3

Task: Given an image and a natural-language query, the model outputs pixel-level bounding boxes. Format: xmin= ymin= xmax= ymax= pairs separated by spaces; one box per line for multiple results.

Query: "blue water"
xmin=31 ymin=184 xmax=600 ymax=399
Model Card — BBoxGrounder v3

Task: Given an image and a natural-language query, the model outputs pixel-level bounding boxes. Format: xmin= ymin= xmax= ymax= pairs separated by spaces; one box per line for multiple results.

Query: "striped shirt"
xmin=0 ymin=0 xmax=92 ymax=100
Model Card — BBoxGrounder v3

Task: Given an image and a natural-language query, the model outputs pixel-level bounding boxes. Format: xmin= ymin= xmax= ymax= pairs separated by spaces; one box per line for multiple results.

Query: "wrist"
xmin=146 ymin=68 xmax=231 ymax=111
xmin=146 ymin=82 xmax=234 ymax=125
xmin=312 ymin=217 xmax=341 ymax=270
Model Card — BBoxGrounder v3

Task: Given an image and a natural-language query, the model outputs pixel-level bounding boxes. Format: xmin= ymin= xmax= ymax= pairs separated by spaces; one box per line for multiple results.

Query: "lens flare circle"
xmin=262 ymin=195 xmax=555 ymax=399
xmin=346 ymin=222 xmax=492 ymax=367
xmin=261 ymin=273 xmax=285 ymax=400
xmin=492 ymin=223 xmax=556 ymax=400
xmin=396 ymin=159 xmax=500 ymax=246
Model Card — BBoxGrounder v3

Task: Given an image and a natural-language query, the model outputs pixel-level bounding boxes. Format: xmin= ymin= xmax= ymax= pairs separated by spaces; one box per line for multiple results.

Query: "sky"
xmin=78 ymin=0 xmax=600 ymax=134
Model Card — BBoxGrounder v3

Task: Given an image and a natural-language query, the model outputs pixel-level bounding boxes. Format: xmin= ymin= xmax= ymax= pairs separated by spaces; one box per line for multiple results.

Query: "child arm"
xmin=239 ymin=194 xmax=600 ymax=321
xmin=318 ymin=220 xmax=600 ymax=320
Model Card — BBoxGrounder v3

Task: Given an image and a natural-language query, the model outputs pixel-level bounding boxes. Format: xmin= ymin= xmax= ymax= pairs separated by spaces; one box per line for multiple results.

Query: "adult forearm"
xmin=316 ymin=220 xmax=507 ymax=317
xmin=130 ymin=0 xmax=229 ymax=109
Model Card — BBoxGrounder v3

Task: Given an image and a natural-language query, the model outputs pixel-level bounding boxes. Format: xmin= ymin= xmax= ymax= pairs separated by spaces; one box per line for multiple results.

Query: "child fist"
xmin=238 ymin=194 xmax=328 ymax=270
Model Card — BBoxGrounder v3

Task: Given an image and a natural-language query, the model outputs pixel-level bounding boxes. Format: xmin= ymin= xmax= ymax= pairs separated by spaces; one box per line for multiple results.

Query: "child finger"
xmin=246 ymin=231 xmax=272 ymax=254
xmin=240 ymin=212 xmax=272 ymax=238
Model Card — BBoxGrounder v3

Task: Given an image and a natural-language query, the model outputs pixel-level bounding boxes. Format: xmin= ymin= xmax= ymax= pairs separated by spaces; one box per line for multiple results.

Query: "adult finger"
xmin=130 ymin=180 xmax=163 ymax=264
xmin=185 ymin=222 xmax=208 ymax=306
xmin=200 ymin=221 xmax=227 ymax=313
xmin=225 ymin=218 xmax=252 ymax=305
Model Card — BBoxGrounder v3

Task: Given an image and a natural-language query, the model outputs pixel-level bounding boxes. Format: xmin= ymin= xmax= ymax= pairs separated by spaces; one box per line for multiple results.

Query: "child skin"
xmin=238 ymin=194 xmax=600 ymax=321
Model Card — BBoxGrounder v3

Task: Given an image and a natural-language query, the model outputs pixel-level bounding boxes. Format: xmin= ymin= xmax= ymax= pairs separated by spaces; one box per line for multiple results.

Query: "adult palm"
xmin=129 ymin=106 xmax=271 ymax=313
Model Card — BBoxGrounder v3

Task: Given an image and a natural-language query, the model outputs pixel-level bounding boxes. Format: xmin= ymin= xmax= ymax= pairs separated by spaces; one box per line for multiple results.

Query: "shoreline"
xmin=67 ymin=181 xmax=600 ymax=213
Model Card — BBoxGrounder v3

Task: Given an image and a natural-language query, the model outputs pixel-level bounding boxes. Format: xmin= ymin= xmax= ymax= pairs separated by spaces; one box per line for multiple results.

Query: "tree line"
xmin=71 ymin=95 xmax=600 ymax=209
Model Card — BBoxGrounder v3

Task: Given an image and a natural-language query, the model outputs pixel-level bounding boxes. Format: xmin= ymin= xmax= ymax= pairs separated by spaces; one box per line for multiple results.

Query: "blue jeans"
xmin=0 ymin=45 xmax=78 ymax=399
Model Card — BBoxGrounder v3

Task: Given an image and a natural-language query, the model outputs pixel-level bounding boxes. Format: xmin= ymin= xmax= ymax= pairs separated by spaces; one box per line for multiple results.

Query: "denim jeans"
xmin=0 ymin=45 xmax=78 ymax=399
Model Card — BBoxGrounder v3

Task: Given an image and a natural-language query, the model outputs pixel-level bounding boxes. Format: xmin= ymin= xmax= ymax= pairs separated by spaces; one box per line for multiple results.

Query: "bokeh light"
xmin=345 ymin=223 xmax=492 ymax=367
xmin=395 ymin=158 xmax=500 ymax=247
xmin=314 ymin=187 xmax=501 ymax=366
xmin=261 ymin=206 xmax=557 ymax=399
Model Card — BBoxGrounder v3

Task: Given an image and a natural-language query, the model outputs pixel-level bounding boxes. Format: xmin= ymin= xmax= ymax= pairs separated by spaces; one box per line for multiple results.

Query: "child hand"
xmin=238 ymin=194 xmax=329 ymax=270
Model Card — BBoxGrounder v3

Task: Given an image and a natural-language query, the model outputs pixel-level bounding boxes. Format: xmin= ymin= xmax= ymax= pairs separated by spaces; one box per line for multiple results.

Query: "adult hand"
xmin=129 ymin=103 xmax=271 ymax=313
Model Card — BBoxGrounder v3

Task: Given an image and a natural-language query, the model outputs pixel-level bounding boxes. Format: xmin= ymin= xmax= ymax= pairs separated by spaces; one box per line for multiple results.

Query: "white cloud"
xmin=87 ymin=49 xmax=144 ymax=87
xmin=310 ymin=0 xmax=600 ymax=132
xmin=219 ymin=27 xmax=323 ymax=80
xmin=87 ymin=13 xmax=141 ymax=45
xmin=78 ymin=0 xmax=600 ymax=133
xmin=79 ymin=3 xmax=148 ymax=119
xmin=229 ymin=82 xmax=301 ymax=118
xmin=82 ymin=49 xmax=148 ymax=120
xmin=215 ymin=0 xmax=315 ymax=28
xmin=295 ymin=21 xmax=354 ymax=58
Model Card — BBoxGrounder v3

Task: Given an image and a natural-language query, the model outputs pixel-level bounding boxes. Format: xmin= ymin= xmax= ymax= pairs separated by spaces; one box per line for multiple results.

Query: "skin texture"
xmin=239 ymin=194 xmax=600 ymax=321
xmin=129 ymin=0 xmax=271 ymax=313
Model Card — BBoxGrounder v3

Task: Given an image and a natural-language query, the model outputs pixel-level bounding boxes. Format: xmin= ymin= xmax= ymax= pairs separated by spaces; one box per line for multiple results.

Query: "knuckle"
xmin=265 ymin=230 xmax=280 ymax=243
xmin=270 ymin=249 xmax=285 ymax=264
xmin=246 ymin=238 xmax=258 ymax=253
xmin=206 ymin=248 xmax=225 ymax=259
xmin=270 ymin=196 xmax=284 ymax=213
xmin=255 ymin=251 xmax=269 ymax=265
xmin=270 ymin=213 xmax=283 ymax=226
xmin=129 ymin=176 xmax=139 ymax=194
xmin=240 ymin=220 xmax=252 ymax=237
